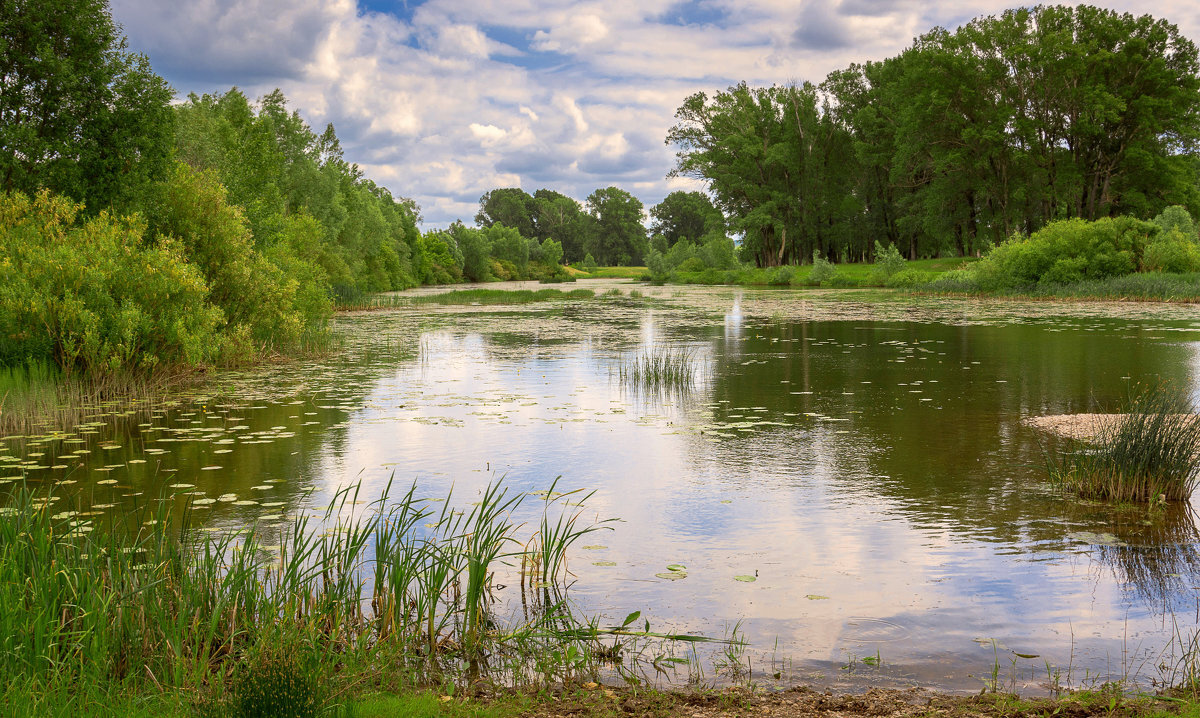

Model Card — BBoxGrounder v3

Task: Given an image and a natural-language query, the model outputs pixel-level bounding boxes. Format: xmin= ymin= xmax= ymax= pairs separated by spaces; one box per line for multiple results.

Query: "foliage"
xmin=173 ymin=89 xmax=420 ymax=300
xmin=585 ymin=187 xmax=648 ymax=265
xmin=1153 ymin=206 xmax=1198 ymax=240
xmin=229 ymin=651 xmax=322 ymax=718
xmin=407 ymin=289 xmax=594 ymax=305
xmin=0 ymin=0 xmax=174 ymax=213
xmin=148 ymin=162 xmax=327 ymax=355
xmin=973 ymin=217 xmax=1156 ymax=289
xmin=581 ymin=253 xmax=598 ymax=273
xmin=669 ymin=6 xmax=1200 ymax=266
xmin=649 ymin=191 xmax=725 ymax=246
xmin=871 ymin=240 xmax=906 ymax=282
xmin=476 ymin=188 xmax=536 ymax=238
xmin=0 ymin=190 xmax=222 ymax=374
xmin=1144 ymin=229 xmax=1200 ymax=273
xmin=809 ymin=250 xmax=837 ymax=285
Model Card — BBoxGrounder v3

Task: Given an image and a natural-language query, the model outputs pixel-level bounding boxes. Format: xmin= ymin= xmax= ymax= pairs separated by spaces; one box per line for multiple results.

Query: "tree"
xmin=475 ymin=188 xmax=536 ymax=237
xmin=532 ymin=188 xmax=594 ymax=263
xmin=585 ymin=186 xmax=647 ymax=265
xmin=0 ymin=0 xmax=174 ymax=213
xmin=650 ymin=191 xmax=725 ymax=246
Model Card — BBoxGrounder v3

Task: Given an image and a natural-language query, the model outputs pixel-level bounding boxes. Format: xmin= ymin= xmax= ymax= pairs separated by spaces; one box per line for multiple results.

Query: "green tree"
xmin=475 ymin=188 xmax=536 ymax=238
xmin=532 ymin=189 xmax=594 ymax=263
xmin=649 ymin=191 xmax=724 ymax=246
xmin=0 ymin=0 xmax=174 ymax=213
xmin=585 ymin=187 xmax=647 ymax=265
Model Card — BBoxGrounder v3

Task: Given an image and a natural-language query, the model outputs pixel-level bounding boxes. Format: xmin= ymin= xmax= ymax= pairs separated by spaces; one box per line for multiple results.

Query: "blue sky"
xmin=108 ymin=0 xmax=1200 ymax=228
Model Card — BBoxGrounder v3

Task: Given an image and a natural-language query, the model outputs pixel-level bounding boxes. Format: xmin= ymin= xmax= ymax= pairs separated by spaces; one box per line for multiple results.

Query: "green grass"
xmin=579 ymin=266 xmax=648 ymax=279
xmin=618 ymin=348 xmax=698 ymax=392
xmin=0 ymin=360 xmax=172 ymax=435
xmin=0 ymin=478 xmax=615 ymax=714
xmin=1049 ymin=382 xmax=1200 ymax=502
xmin=670 ymin=257 xmax=976 ymax=287
xmin=407 ymin=288 xmax=595 ymax=306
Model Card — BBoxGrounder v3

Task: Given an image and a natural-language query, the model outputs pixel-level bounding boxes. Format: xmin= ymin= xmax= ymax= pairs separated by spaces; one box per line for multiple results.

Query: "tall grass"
xmin=1049 ymin=382 xmax=1200 ymax=502
xmin=618 ymin=348 xmax=698 ymax=392
xmin=0 ymin=478 xmax=614 ymax=709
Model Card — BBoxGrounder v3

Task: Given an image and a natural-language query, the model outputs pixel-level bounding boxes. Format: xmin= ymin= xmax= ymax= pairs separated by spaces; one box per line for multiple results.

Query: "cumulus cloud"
xmin=109 ymin=0 xmax=1200 ymax=227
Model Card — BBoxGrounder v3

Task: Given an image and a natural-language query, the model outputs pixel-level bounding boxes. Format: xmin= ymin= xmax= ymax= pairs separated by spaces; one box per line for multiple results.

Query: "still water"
xmin=6 ymin=283 xmax=1200 ymax=693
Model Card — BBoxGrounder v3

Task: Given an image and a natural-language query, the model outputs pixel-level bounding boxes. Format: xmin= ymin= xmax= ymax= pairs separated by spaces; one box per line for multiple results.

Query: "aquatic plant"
xmin=1048 ymin=382 xmax=1200 ymax=502
xmin=618 ymin=347 xmax=697 ymax=392
xmin=0 ymin=478 xmax=615 ymax=704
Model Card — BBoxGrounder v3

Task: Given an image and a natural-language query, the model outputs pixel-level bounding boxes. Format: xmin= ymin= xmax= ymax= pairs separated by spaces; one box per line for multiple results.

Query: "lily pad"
xmin=805 ymin=594 xmax=828 ymax=600
xmin=734 ymin=575 xmax=757 ymax=583
xmin=655 ymin=571 xmax=688 ymax=580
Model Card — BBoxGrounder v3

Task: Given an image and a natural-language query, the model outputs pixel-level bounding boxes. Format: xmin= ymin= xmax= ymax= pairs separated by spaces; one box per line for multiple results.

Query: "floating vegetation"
xmin=1048 ymin=381 xmax=1200 ymax=502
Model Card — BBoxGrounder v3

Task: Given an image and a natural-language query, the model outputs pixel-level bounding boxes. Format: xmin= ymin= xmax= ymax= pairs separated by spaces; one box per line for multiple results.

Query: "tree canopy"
xmin=668 ymin=5 xmax=1200 ymax=266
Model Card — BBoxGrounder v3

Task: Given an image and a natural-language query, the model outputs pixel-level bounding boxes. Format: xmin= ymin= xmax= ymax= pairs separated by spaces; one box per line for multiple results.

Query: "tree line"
xmin=668 ymin=4 xmax=1200 ymax=266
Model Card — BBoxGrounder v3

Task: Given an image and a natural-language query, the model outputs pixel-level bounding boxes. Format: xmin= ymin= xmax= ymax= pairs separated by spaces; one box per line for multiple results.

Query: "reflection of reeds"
xmin=1049 ymin=382 xmax=1200 ymax=502
xmin=0 ymin=478 xmax=611 ymax=702
xmin=1088 ymin=503 xmax=1200 ymax=611
xmin=619 ymin=348 xmax=697 ymax=392
xmin=0 ymin=360 xmax=166 ymax=434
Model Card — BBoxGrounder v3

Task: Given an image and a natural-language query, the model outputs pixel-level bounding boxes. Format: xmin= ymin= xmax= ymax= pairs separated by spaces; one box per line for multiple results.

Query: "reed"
xmin=0 ymin=477 xmax=613 ymax=709
xmin=1049 ymin=381 xmax=1200 ymax=502
xmin=618 ymin=348 xmax=697 ymax=392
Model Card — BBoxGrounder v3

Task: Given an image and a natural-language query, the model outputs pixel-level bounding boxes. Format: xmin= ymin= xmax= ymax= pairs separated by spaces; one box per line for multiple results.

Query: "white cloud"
xmin=110 ymin=0 xmax=1200 ymax=228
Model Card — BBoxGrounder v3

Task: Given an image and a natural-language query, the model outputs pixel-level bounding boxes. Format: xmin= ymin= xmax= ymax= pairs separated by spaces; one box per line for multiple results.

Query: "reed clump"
xmin=618 ymin=348 xmax=697 ymax=392
xmin=1049 ymin=382 xmax=1200 ymax=502
xmin=0 ymin=479 xmax=612 ymax=710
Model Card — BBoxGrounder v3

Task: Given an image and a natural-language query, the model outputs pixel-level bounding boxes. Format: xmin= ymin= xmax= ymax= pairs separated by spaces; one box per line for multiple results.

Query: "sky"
xmin=108 ymin=0 xmax=1200 ymax=229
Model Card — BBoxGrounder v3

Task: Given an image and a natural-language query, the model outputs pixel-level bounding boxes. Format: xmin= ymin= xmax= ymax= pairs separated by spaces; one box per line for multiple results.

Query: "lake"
xmin=5 ymin=282 xmax=1200 ymax=693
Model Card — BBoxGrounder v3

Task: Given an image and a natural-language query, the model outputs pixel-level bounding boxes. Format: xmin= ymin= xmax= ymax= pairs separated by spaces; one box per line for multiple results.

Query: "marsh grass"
xmin=0 ymin=478 xmax=621 ymax=710
xmin=1049 ymin=382 xmax=1200 ymax=502
xmin=618 ymin=348 xmax=698 ymax=393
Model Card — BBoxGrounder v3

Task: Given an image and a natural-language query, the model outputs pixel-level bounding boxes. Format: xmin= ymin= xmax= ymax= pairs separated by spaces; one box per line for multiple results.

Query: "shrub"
xmin=582 ymin=253 xmax=598 ymax=273
xmin=1143 ymin=228 xmax=1200 ymax=273
xmin=973 ymin=216 xmax=1154 ymax=290
xmin=645 ymin=249 xmax=671 ymax=283
xmin=697 ymin=235 xmax=737 ymax=270
xmin=809 ymin=250 xmax=836 ymax=285
xmin=884 ymin=268 xmax=935 ymax=288
xmin=229 ymin=652 xmax=322 ymax=718
xmin=871 ymin=240 xmax=906 ymax=283
xmin=767 ymin=265 xmax=796 ymax=286
xmin=0 ymin=190 xmax=223 ymax=373
xmin=1152 ymin=205 xmax=1197 ymax=240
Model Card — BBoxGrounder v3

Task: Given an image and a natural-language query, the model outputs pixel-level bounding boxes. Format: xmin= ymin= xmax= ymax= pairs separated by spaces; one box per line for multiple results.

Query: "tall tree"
xmin=585 ymin=186 xmax=647 ymax=265
xmin=475 ymin=188 xmax=536 ymax=238
xmin=0 ymin=0 xmax=174 ymax=213
xmin=531 ymin=188 xmax=594 ymax=263
xmin=650 ymin=191 xmax=725 ymax=246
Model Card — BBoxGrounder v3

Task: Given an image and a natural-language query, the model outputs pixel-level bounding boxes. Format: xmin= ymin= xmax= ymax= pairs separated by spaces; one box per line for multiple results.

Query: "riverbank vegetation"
xmin=0 ymin=479 xmax=634 ymax=715
xmin=1048 ymin=383 xmax=1200 ymax=503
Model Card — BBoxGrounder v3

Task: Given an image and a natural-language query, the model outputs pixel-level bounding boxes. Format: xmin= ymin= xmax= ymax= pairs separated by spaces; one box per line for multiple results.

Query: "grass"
xmin=1048 ymin=382 xmax=1200 ymax=502
xmin=0 ymin=478 xmax=621 ymax=715
xmin=670 ymin=257 xmax=975 ymax=287
xmin=399 ymin=289 xmax=595 ymax=307
xmin=618 ymin=348 xmax=698 ymax=393
xmin=577 ymin=266 xmax=648 ymax=279
xmin=921 ymin=271 xmax=1200 ymax=302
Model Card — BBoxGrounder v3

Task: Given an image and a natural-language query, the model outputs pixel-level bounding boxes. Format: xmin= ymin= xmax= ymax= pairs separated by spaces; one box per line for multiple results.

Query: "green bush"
xmin=884 ymin=268 xmax=935 ymax=288
xmin=767 ymin=265 xmax=796 ymax=285
xmin=809 ymin=250 xmax=837 ymax=285
xmin=697 ymin=235 xmax=737 ymax=270
xmin=0 ymin=190 xmax=223 ymax=373
xmin=1152 ymin=205 xmax=1197 ymax=240
xmin=582 ymin=253 xmax=598 ymax=273
xmin=974 ymin=216 xmax=1154 ymax=289
xmin=149 ymin=162 xmax=325 ymax=356
xmin=645 ymin=249 xmax=671 ymax=283
xmin=871 ymin=240 xmax=906 ymax=283
xmin=1143 ymin=228 xmax=1200 ymax=273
